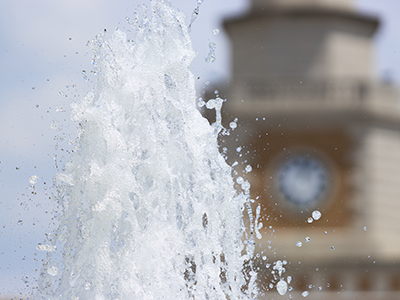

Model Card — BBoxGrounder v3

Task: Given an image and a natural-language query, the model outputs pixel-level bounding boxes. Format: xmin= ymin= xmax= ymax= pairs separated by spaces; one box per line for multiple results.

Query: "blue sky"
xmin=0 ymin=0 xmax=399 ymax=296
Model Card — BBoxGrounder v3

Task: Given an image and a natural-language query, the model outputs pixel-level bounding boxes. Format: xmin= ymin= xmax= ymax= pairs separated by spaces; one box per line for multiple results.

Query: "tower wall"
xmin=361 ymin=126 xmax=400 ymax=259
xmin=226 ymin=10 xmax=378 ymax=86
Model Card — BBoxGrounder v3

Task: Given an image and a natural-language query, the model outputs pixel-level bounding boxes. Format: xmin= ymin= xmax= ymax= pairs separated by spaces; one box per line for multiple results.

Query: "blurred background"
xmin=0 ymin=0 xmax=399 ymax=298
xmin=210 ymin=0 xmax=400 ymax=299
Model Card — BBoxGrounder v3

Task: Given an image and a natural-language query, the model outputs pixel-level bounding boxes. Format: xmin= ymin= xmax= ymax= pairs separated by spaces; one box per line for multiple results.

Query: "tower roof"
xmin=252 ymin=0 xmax=356 ymax=11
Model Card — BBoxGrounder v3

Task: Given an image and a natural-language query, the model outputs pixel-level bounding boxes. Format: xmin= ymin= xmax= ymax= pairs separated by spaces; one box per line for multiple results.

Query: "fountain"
xmin=35 ymin=1 xmax=257 ymax=299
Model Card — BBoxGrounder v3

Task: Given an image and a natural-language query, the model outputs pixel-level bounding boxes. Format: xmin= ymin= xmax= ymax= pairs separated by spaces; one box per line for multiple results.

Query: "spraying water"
xmin=36 ymin=1 xmax=256 ymax=299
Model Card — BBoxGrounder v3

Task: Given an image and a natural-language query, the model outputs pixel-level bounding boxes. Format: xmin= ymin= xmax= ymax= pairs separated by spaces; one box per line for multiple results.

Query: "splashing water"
xmin=36 ymin=1 xmax=256 ymax=299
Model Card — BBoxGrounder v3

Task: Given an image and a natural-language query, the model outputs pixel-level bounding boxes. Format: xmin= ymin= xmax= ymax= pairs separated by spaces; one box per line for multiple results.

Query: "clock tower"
xmin=212 ymin=0 xmax=400 ymax=298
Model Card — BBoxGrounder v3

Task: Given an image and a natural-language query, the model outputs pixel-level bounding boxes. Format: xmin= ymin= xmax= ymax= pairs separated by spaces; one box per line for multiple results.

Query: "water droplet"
xmin=205 ymin=98 xmax=222 ymax=110
xmin=245 ymin=165 xmax=252 ymax=173
xmin=236 ymin=177 xmax=244 ymax=184
xmin=229 ymin=121 xmax=237 ymax=130
xmin=296 ymin=241 xmax=302 ymax=247
xmin=208 ymin=42 xmax=216 ymax=50
xmin=307 ymin=217 xmax=313 ymax=223
xmin=363 ymin=226 xmax=367 ymax=231
xmin=331 ymin=246 xmax=335 ymax=250
xmin=324 ymin=231 xmax=327 ymax=234
xmin=273 ymin=260 xmax=285 ymax=276
xmin=17 ymin=219 xmax=23 ymax=225
xmin=50 ymin=120 xmax=60 ymax=130
xmin=82 ymin=69 xmax=88 ymax=80
xmin=241 ymin=181 xmax=250 ymax=191
xmin=276 ymin=279 xmax=288 ymax=295
xmin=36 ymin=244 xmax=56 ymax=252
xmin=205 ymin=53 xmax=215 ymax=63
xmin=236 ymin=146 xmax=242 ymax=152
xmin=269 ymin=283 xmax=274 ymax=289
xmin=213 ymin=29 xmax=220 ymax=35
xmin=47 ymin=266 xmax=58 ymax=276
xmin=197 ymin=97 xmax=205 ymax=107
xmin=318 ymin=286 xmax=322 ymax=291
xmin=305 ymin=236 xmax=310 ymax=242
xmin=302 ymin=291 xmax=309 ymax=297
xmin=29 ymin=175 xmax=39 ymax=185
xmin=262 ymin=255 xmax=267 ymax=260
xmin=312 ymin=210 xmax=321 ymax=220
xmin=205 ymin=43 xmax=216 ymax=63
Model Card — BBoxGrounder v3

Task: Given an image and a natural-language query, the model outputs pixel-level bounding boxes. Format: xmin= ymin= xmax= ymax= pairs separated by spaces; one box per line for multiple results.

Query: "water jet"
xmin=35 ymin=1 xmax=257 ymax=299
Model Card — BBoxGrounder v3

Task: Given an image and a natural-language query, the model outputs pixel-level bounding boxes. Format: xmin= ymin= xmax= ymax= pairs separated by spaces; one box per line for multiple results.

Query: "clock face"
xmin=278 ymin=154 xmax=329 ymax=207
